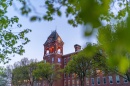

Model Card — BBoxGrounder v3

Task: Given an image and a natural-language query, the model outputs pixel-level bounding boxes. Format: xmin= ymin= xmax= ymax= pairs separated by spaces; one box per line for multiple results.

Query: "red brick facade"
xmin=43 ymin=31 xmax=130 ymax=86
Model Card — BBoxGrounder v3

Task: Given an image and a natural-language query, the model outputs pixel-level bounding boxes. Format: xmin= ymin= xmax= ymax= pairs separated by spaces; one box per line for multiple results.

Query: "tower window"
xmin=52 ymin=57 xmax=54 ymax=63
xmin=50 ymin=47 xmax=54 ymax=53
xmin=58 ymin=58 xmax=61 ymax=63
xmin=46 ymin=50 xmax=49 ymax=55
xmin=57 ymin=48 xmax=61 ymax=54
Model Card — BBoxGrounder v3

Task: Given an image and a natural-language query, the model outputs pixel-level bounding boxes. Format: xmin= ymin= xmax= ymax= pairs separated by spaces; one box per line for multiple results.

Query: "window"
xmin=72 ymin=73 xmax=75 ymax=78
xmin=109 ymin=76 xmax=113 ymax=84
xmin=68 ymin=57 xmax=70 ymax=61
xmin=72 ymin=80 xmax=75 ymax=85
xmin=46 ymin=50 xmax=49 ymax=55
xmin=57 ymin=49 xmax=61 ymax=54
xmin=64 ymin=80 xmax=66 ymax=86
xmin=91 ymin=78 xmax=94 ymax=85
xmin=116 ymin=75 xmax=120 ymax=84
xmin=103 ymin=77 xmax=106 ymax=84
xmin=97 ymin=77 xmax=100 ymax=85
xmin=123 ymin=75 xmax=128 ymax=83
xmin=58 ymin=58 xmax=61 ymax=63
xmin=44 ymin=60 xmax=46 ymax=63
xmin=52 ymin=57 xmax=54 ymax=63
xmin=68 ymin=73 xmax=70 ymax=78
xmin=64 ymin=73 xmax=66 ymax=78
xmin=86 ymin=78 xmax=89 ymax=85
xmin=64 ymin=58 xmax=66 ymax=64
xmin=68 ymin=80 xmax=70 ymax=86
xmin=77 ymin=79 xmax=79 ymax=85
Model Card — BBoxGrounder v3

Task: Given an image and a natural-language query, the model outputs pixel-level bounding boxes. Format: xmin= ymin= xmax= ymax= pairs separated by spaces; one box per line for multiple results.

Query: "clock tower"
xmin=43 ymin=30 xmax=64 ymax=64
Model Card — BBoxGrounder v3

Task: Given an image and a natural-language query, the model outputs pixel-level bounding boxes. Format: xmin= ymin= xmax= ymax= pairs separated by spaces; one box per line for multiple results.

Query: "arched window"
xmin=49 ymin=47 xmax=54 ymax=53
xmin=57 ymin=48 xmax=61 ymax=54
xmin=46 ymin=50 xmax=49 ymax=55
xmin=52 ymin=47 xmax=54 ymax=53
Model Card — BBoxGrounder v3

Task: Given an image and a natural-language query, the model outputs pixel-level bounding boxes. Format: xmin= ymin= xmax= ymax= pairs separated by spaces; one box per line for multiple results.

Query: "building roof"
xmin=44 ymin=30 xmax=63 ymax=45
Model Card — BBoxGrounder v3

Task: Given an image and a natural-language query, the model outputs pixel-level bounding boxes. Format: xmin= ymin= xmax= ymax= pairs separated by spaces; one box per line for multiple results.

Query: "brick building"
xmin=43 ymin=30 xmax=130 ymax=86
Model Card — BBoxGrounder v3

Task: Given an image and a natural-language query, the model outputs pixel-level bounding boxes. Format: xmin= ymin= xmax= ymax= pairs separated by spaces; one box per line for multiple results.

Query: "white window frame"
xmin=58 ymin=58 xmax=61 ymax=63
xmin=68 ymin=80 xmax=70 ymax=86
xmin=116 ymin=75 xmax=120 ymax=84
xmin=109 ymin=76 xmax=113 ymax=84
xmin=77 ymin=79 xmax=79 ymax=85
xmin=97 ymin=77 xmax=100 ymax=85
xmin=57 ymin=49 xmax=61 ymax=54
xmin=86 ymin=78 xmax=89 ymax=85
xmin=52 ymin=57 xmax=54 ymax=63
xmin=103 ymin=77 xmax=106 ymax=84
xmin=68 ymin=73 xmax=70 ymax=78
xmin=72 ymin=80 xmax=75 ymax=85
xmin=91 ymin=78 xmax=94 ymax=85
xmin=64 ymin=80 xmax=66 ymax=86
xmin=123 ymin=75 xmax=128 ymax=83
xmin=46 ymin=50 xmax=49 ymax=55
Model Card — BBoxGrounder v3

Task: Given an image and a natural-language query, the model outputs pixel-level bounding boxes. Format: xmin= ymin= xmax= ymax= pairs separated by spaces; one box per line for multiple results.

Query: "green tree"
xmin=12 ymin=58 xmax=37 ymax=86
xmin=27 ymin=59 xmax=37 ymax=86
xmin=0 ymin=67 xmax=7 ymax=86
xmin=33 ymin=62 xmax=61 ymax=86
xmin=11 ymin=0 xmax=130 ymax=77
xmin=65 ymin=44 xmax=108 ymax=86
xmin=12 ymin=62 xmax=28 ymax=86
xmin=0 ymin=0 xmax=31 ymax=64
xmin=16 ymin=0 xmax=130 ymax=73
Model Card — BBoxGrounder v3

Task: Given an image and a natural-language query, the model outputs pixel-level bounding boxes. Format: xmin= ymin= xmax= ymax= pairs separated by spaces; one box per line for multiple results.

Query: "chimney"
xmin=74 ymin=44 xmax=81 ymax=52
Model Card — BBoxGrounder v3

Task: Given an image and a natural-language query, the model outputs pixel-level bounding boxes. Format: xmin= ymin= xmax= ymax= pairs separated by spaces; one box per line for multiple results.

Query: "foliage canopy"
xmin=12 ymin=0 xmax=130 ymax=73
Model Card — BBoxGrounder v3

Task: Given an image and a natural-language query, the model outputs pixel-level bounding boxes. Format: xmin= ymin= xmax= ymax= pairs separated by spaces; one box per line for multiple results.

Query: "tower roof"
xmin=44 ymin=30 xmax=63 ymax=45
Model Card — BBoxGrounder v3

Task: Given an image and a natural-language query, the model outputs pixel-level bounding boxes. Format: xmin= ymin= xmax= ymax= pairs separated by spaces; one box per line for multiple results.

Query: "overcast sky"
xmin=3 ymin=1 xmax=97 ymax=66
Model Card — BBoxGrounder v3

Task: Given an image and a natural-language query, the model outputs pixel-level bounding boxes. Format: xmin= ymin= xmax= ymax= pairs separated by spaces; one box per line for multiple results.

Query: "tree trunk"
xmin=30 ymin=81 xmax=34 ymax=86
xmin=48 ymin=81 xmax=53 ymax=86
xmin=80 ymin=75 xmax=85 ymax=86
xmin=49 ymin=83 xmax=52 ymax=86
xmin=40 ymin=80 xmax=44 ymax=86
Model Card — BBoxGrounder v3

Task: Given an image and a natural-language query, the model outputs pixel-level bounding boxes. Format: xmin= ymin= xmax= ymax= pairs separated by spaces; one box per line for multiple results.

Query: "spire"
xmin=44 ymin=30 xmax=63 ymax=45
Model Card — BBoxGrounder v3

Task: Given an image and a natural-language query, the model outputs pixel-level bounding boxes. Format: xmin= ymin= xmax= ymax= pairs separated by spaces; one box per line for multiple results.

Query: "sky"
xmin=4 ymin=1 xmax=97 ymax=66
